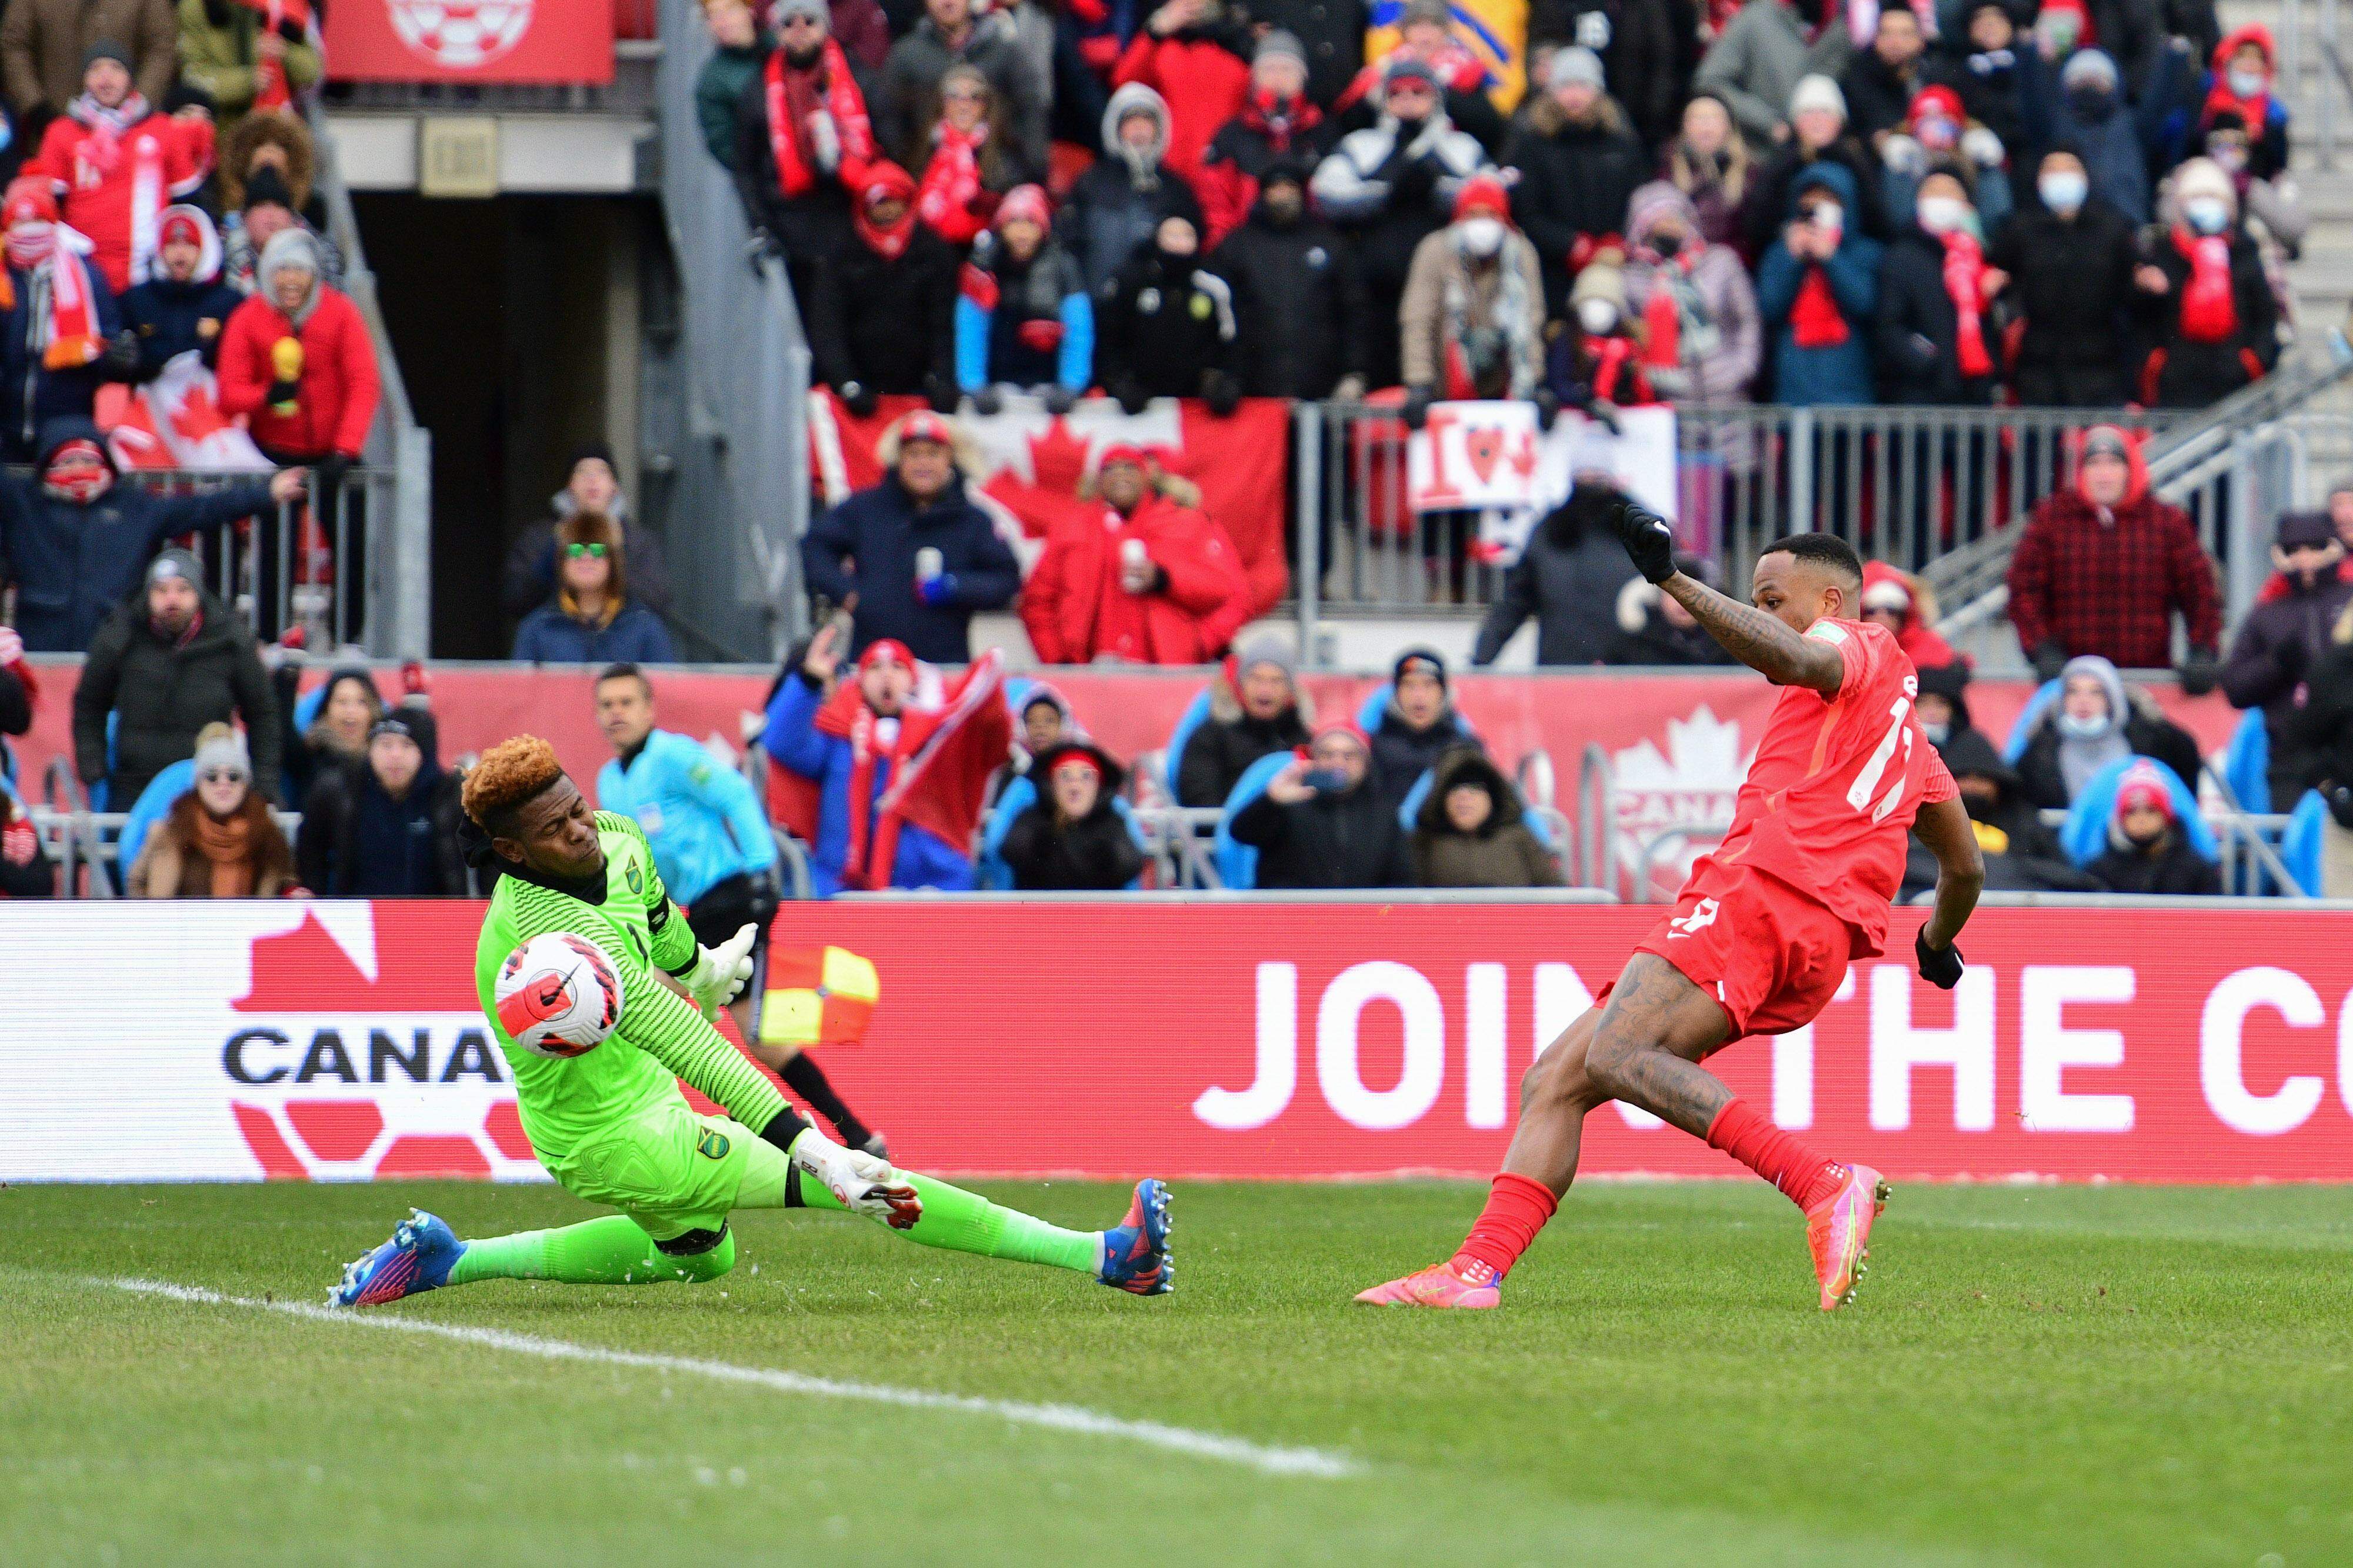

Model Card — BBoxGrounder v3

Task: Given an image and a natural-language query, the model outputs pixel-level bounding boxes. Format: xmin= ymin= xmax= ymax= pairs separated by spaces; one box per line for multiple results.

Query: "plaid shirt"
xmin=2006 ymin=490 xmax=2223 ymax=668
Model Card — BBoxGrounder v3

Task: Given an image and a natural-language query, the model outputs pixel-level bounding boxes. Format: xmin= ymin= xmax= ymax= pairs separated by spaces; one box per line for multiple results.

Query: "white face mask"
xmin=1458 ymin=216 xmax=1505 ymax=257
xmin=1804 ymin=200 xmax=1843 ymax=236
xmin=1922 ymin=720 xmax=1951 ymax=746
xmin=2227 ymin=67 xmax=2267 ymax=98
xmin=1577 ymin=296 xmax=1618 ymax=334
xmin=2057 ymin=710 xmax=2111 ymax=741
xmin=2185 ymin=195 xmax=2231 ymax=233
xmin=1917 ymin=194 xmax=1969 ymax=234
xmin=2038 ymin=170 xmax=2087 ymax=212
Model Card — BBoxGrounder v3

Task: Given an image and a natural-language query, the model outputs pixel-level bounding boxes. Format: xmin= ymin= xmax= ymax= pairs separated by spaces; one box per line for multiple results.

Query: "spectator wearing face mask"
xmin=1063 ymin=84 xmax=1205 ymax=300
xmin=2180 ymin=24 xmax=2288 ymax=181
xmin=1877 ymin=84 xmax=2011 ymax=234
xmin=1472 ymin=481 xmax=1642 ymax=666
xmin=956 ymin=184 xmax=1093 ymax=408
xmin=1095 ymin=213 xmax=1242 ymax=415
xmin=1174 ymin=632 xmax=1312 ymax=807
xmin=1548 ymin=250 xmax=1655 ymax=409
xmin=1755 ymin=162 xmax=1880 ymax=405
xmin=1504 ymin=47 xmax=1648 ymax=319
xmin=127 ymin=720 xmax=299 ymax=897
xmin=1367 ymin=647 xmax=1478 ymax=810
xmin=1874 ymin=164 xmax=2002 ymax=404
xmin=2050 ymin=48 xmax=2149 ymax=225
xmin=806 ymin=162 xmax=961 ymax=418
xmin=0 ymin=415 xmax=301 ymax=652
xmin=2016 ymin=653 xmax=2204 ymax=810
xmin=297 ymin=709 xmax=468 ymax=896
xmin=2085 ymin=759 xmax=2221 ymax=895
xmin=1210 ymin=156 xmax=1368 ymax=399
xmin=1400 ymin=175 xmax=1545 ymax=425
xmin=1663 ymin=95 xmax=1756 ymax=259
xmin=1311 ymin=55 xmax=1489 ymax=391
xmin=2008 ymin=426 xmax=2222 ymax=686
xmin=1985 ymin=145 xmax=2137 ymax=407
xmin=1745 ymin=74 xmax=1891 ymax=257
xmin=1911 ymin=659 xmax=1987 ymax=757
xmin=998 ymin=738 xmax=1146 ymax=890
xmin=1621 ymin=180 xmax=1760 ymax=405
xmin=0 ymin=179 xmax=126 ymax=464
xmin=1841 ymin=4 xmax=1930 ymax=147
xmin=1020 ymin=443 xmax=1251 ymax=665
xmin=2222 ymin=512 xmax=2353 ymax=808
xmin=119 ymin=203 xmax=239 ymax=378
xmin=1692 ymin=0 xmax=1855 ymax=151
xmin=1608 ymin=555 xmax=1738 ymax=665
xmin=1409 ymin=744 xmax=1561 ymax=888
xmin=1195 ymin=31 xmax=1332 ymax=246
xmin=2134 ymin=156 xmax=2276 ymax=408
xmin=1230 ymin=718 xmax=1413 ymax=889
xmin=2201 ymin=109 xmax=2305 ymax=327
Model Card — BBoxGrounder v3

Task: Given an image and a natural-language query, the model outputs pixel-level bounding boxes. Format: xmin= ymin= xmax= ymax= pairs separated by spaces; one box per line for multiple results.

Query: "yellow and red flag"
xmin=760 ymin=946 xmax=880 ymax=1051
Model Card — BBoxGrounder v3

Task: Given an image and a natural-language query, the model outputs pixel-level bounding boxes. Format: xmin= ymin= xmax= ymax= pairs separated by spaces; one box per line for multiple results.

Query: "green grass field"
xmin=5 ymin=1179 xmax=2350 ymax=1566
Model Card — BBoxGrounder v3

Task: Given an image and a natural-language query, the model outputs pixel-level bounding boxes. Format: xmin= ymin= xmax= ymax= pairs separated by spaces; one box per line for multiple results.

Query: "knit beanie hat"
xmin=193 ymin=722 xmax=252 ymax=780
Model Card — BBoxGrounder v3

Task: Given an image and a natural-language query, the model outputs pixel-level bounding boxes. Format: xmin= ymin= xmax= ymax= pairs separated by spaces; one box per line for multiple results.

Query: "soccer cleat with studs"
xmin=1098 ymin=1179 xmax=1173 ymax=1296
xmin=1353 ymin=1257 xmax=1502 ymax=1309
xmin=1805 ymin=1163 xmax=1890 ymax=1312
xmin=330 ymin=1209 xmax=464 ymax=1308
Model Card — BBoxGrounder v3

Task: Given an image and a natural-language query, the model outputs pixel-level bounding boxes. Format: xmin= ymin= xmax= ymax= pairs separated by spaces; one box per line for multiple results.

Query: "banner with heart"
xmin=1405 ymin=400 xmax=1542 ymax=513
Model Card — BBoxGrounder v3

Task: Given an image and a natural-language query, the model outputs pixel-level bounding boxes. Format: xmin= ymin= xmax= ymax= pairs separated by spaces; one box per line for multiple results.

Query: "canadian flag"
xmin=806 ymin=389 xmax=1290 ymax=619
xmin=100 ymin=350 xmax=273 ymax=472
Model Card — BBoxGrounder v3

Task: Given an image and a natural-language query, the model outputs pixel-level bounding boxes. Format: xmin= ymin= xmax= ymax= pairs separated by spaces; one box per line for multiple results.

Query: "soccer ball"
xmin=494 ymin=934 xmax=622 ymax=1059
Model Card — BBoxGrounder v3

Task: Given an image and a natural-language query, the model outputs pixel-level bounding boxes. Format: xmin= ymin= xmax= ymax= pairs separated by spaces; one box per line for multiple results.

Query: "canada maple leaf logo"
xmin=1611 ymin=706 xmax=1751 ymax=897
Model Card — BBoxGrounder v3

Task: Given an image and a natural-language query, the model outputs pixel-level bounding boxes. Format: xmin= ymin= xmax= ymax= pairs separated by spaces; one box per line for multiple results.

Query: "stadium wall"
xmin=5 ymin=900 xmax=2350 ymax=1184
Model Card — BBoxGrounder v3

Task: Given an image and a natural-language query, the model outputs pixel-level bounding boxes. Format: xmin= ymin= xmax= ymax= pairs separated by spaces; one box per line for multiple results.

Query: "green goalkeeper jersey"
xmin=473 ymin=812 xmax=788 ymax=1167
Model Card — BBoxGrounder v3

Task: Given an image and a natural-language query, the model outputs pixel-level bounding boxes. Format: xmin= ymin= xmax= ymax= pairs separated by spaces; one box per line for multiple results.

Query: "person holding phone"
xmin=1227 ymin=718 xmax=1412 ymax=889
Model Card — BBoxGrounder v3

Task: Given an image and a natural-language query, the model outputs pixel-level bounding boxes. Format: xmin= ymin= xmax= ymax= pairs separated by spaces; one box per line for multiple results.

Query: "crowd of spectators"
xmin=700 ymin=0 xmax=2301 ymax=431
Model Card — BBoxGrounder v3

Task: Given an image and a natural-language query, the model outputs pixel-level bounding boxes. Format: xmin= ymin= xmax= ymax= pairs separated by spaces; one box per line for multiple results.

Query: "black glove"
xmin=101 ymin=329 xmax=138 ymax=378
xmin=1532 ymin=385 xmax=1561 ymax=431
xmin=2325 ymin=780 xmax=2353 ymax=832
xmin=1202 ymin=370 xmax=1240 ymax=417
xmin=746 ymin=228 xmax=779 ymax=275
xmin=970 ymin=384 xmax=1004 ymax=417
xmin=2032 ymin=640 xmax=2069 ymax=685
xmin=746 ymin=869 xmax=782 ymax=926
xmin=1042 ymin=383 xmax=1076 ymax=416
xmin=1400 ymin=384 xmax=1435 ymax=431
xmin=1915 ymin=929 xmax=1965 ymax=990
xmin=1608 ymin=499 xmax=1676 ymax=585
xmin=314 ymin=452 xmax=351 ymax=499
xmin=1115 ymin=380 xmax=1153 ymax=417
xmin=1391 ymin=152 xmax=1439 ymax=203
xmin=924 ymin=372 xmax=960 ymax=413
xmin=838 ymin=379 xmax=879 ymax=419
xmin=2179 ymin=648 xmax=2223 ymax=696
xmin=266 ymin=378 xmax=302 ymax=412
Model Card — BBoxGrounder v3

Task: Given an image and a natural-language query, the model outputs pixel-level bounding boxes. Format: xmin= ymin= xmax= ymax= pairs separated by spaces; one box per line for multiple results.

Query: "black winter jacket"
xmin=2139 ymin=226 xmax=2278 ymax=409
xmin=1229 ymin=779 xmax=1413 ymax=888
xmin=805 ymin=225 xmax=961 ymax=402
xmin=1210 ymin=203 xmax=1368 ymax=398
xmin=2015 ymin=703 xmax=2204 ymax=811
xmin=799 ymin=472 xmax=1021 ymax=663
xmin=298 ymin=759 xmax=468 ymax=896
xmin=1872 ymin=228 xmax=2002 ymax=405
xmin=1175 ymin=705 xmax=1309 ymax=808
xmin=2221 ymin=573 xmax=2353 ymax=807
xmin=999 ymin=800 xmax=1145 ymax=889
xmin=1472 ymin=491 xmax=1642 ymax=666
xmin=2087 ymin=833 xmax=2222 ymax=895
xmin=1095 ymin=245 xmax=1238 ymax=403
xmin=1502 ymin=99 xmax=1650 ymax=315
xmin=1987 ymin=198 xmax=2136 ymax=408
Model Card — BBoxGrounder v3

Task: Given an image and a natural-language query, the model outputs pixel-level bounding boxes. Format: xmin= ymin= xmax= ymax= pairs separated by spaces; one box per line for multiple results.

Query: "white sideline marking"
xmin=106 ymin=1277 xmax=1357 ymax=1479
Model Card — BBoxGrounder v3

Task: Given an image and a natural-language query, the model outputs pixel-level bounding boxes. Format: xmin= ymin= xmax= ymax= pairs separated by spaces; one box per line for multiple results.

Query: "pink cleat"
xmin=1805 ymin=1162 xmax=1891 ymax=1311
xmin=1354 ymin=1258 xmax=1502 ymax=1309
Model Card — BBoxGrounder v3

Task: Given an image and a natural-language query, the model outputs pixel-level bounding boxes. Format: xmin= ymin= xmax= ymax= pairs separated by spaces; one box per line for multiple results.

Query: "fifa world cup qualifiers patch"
xmin=697 ymin=1127 xmax=732 ymax=1160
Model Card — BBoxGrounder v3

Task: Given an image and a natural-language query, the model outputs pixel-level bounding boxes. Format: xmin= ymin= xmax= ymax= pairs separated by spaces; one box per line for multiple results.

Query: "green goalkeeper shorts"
xmin=554 ymin=1099 xmax=761 ymax=1242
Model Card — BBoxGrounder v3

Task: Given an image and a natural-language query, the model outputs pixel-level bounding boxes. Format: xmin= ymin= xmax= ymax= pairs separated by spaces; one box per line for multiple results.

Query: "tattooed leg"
xmin=1581 ymin=952 xmax=1738 ymax=1140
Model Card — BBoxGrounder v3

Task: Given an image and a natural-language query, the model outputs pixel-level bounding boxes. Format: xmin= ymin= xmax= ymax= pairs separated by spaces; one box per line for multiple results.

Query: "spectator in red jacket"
xmin=1195 ymin=31 xmax=1331 ymax=246
xmin=1019 ymin=444 xmax=1252 ymax=665
xmin=1858 ymin=560 xmax=1961 ymax=671
xmin=2006 ymin=423 xmax=2224 ymax=688
xmin=25 ymin=40 xmax=204 ymax=293
xmin=1111 ymin=0 xmax=1252 ymax=181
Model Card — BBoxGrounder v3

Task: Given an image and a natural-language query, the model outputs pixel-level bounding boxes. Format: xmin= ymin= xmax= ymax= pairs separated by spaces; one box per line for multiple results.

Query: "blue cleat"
xmin=331 ymin=1209 xmax=463 ymax=1308
xmin=1098 ymin=1179 xmax=1173 ymax=1296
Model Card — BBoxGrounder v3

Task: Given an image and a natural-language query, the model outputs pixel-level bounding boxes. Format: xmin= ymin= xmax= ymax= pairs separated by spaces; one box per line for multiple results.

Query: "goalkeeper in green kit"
xmin=331 ymin=736 xmax=1172 ymax=1307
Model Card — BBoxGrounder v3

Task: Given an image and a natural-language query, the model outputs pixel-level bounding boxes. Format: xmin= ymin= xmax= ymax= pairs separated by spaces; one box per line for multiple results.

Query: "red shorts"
xmin=1612 ymin=859 xmax=1854 ymax=1040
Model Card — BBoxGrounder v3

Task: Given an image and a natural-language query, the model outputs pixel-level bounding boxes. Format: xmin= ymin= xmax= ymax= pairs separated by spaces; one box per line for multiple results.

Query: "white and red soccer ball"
xmin=494 ymin=933 xmax=621 ymax=1058
xmin=389 ymin=0 xmax=534 ymax=69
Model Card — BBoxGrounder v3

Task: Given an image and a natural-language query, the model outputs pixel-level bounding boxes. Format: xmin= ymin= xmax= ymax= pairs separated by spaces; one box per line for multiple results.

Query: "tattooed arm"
xmin=1660 ymin=573 xmax=1847 ymax=695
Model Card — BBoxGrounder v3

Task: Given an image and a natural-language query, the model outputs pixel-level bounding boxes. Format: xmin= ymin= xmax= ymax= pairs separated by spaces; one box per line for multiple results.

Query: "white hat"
xmin=1789 ymin=74 xmax=1847 ymax=122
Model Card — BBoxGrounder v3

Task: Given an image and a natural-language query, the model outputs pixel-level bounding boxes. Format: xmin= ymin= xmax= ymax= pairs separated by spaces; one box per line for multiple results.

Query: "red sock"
xmin=1451 ymin=1172 xmax=1559 ymax=1279
xmin=1705 ymin=1097 xmax=1841 ymax=1210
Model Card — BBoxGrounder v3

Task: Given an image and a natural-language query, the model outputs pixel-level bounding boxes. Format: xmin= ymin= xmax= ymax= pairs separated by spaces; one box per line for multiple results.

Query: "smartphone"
xmin=1299 ymin=768 xmax=1349 ymax=793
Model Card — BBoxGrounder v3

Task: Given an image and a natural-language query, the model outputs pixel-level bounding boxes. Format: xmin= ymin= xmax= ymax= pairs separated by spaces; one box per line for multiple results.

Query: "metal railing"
xmin=311 ymin=105 xmax=434 ymax=658
xmin=28 ymin=805 xmax=302 ymax=898
xmin=649 ymin=0 xmax=812 ymax=663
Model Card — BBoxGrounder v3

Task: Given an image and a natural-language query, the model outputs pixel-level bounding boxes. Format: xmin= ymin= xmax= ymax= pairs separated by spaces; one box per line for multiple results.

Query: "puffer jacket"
xmin=1409 ymin=746 xmax=1561 ymax=888
xmin=1021 ymin=483 xmax=1252 ymax=666
xmin=1621 ymin=181 xmax=1762 ymax=405
xmin=1229 ymin=775 xmax=1414 ymax=888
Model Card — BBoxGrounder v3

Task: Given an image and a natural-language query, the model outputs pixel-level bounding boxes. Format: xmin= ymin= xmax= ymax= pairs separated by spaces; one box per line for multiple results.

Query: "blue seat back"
xmin=1213 ymin=750 xmax=1295 ymax=889
xmin=1163 ymin=687 xmax=1215 ymax=799
xmin=2059 ymin=755 xmax=2215 ymax=867
xmin=2222 ymin=708 xmax=2269 ymax=813
xmin=978 ymin=772 xmax=1148 ymax=890
xmin=1393 ymin=766 xmax=1558 ymax=848
xmin=118 ymin=758 xmax=198 ymax=873
xmin=2001 ymin=677 xmax=2064 ymax=762
xmin=2279 ymin=789 xmax=2327 ymax=896
xmin=294 ymin=682 xmax=328 ymax=735
xmin=1355 ymin=683 xmax=1390 ymax=733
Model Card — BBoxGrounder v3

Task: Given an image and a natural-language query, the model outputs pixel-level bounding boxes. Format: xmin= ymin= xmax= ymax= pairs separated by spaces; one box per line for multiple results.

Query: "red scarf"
xmin=1789 ymin=263 xmax=1849 ymax=348
xmin=0 ymin=227 xmax=104 ymax=369
xmin=1589 ymin=335 xmax=1654 ymax=404
xmin=2174 ymin=228 xmax=2238 ymax=342
xmin=237 ymin=0 xmax=311 ymax=113
xmin=765 ymin=40 xmax=874 ymax=199
xmin=916 ymin=122 xmax=989 ymax=243
xmin=1641 ymin=255 xmax=1688 ymax=368
xmin=1937 ymin=229 xmax=1993 ymax=378
xmin=1238 ymin=88 xmax=1322 ymax=152
xmin=855 ymin=199 xmax=917 ymax=259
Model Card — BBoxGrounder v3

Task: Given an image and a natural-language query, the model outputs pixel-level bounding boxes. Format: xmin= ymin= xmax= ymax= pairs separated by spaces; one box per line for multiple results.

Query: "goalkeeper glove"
xmin=682 ymin=922 xmax=758 ymax=1019
xmin=789 ymin=1127 xmax=922 ymax=1229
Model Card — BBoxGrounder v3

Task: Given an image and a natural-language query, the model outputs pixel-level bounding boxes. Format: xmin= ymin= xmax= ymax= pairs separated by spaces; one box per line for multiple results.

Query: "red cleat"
xmin=1354 ymin=1258 xmax=1502 ymax=1309
xmin=1805 ymin=1162 xmax=1890 ymax=1311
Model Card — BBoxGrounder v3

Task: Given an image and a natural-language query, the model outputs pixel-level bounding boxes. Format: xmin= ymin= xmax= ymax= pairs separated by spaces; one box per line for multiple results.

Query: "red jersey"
xmin=1708 ymin=618 xmax=1956 ymax=957
xmin=29 ymin=111 xmax=203 ymax=293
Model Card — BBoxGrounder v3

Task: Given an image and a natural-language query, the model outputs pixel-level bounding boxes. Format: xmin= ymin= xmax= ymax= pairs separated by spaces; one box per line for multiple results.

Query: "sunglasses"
xmin=779 ymin=12 xmax=824 ymax=25
xmin=199 ymin=768 xmax=248 ymax=786
xmin=566 ymin=542 xmax=609 ymax=559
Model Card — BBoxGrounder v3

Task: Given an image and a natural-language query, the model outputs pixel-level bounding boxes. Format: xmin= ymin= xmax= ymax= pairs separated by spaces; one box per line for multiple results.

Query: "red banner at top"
xmin=324 ymin=0 xmax=615 ymax=85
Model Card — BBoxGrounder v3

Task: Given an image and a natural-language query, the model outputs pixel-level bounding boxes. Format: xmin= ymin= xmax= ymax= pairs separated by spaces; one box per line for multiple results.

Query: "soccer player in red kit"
xmin=1358 ymin=510 xmax=1986 ymax=1312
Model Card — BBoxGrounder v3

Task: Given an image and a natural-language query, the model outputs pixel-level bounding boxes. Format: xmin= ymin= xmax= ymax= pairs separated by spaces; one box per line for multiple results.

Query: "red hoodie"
xmin=216 ymin=286 xmax=381 ymax=458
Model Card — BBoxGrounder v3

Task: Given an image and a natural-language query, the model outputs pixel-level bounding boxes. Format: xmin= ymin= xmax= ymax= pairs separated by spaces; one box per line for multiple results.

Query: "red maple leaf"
xmin=235 ymin=908 xmax=484 ymax=1013
xmin=1023 ymin=415 xmax=1095 ymax=500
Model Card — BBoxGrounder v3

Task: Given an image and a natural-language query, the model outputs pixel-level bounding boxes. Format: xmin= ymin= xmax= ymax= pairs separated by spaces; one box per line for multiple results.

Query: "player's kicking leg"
xmin=1356 ymin=952 xmax=1885 ymax=1312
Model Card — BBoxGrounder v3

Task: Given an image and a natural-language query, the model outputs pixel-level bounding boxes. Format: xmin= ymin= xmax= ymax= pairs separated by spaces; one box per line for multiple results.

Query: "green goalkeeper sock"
xmin=795 ymin=1170 xmax=1101 ymax=1275
xmin=447 ymin=1216 xmax=734 ymax=1286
